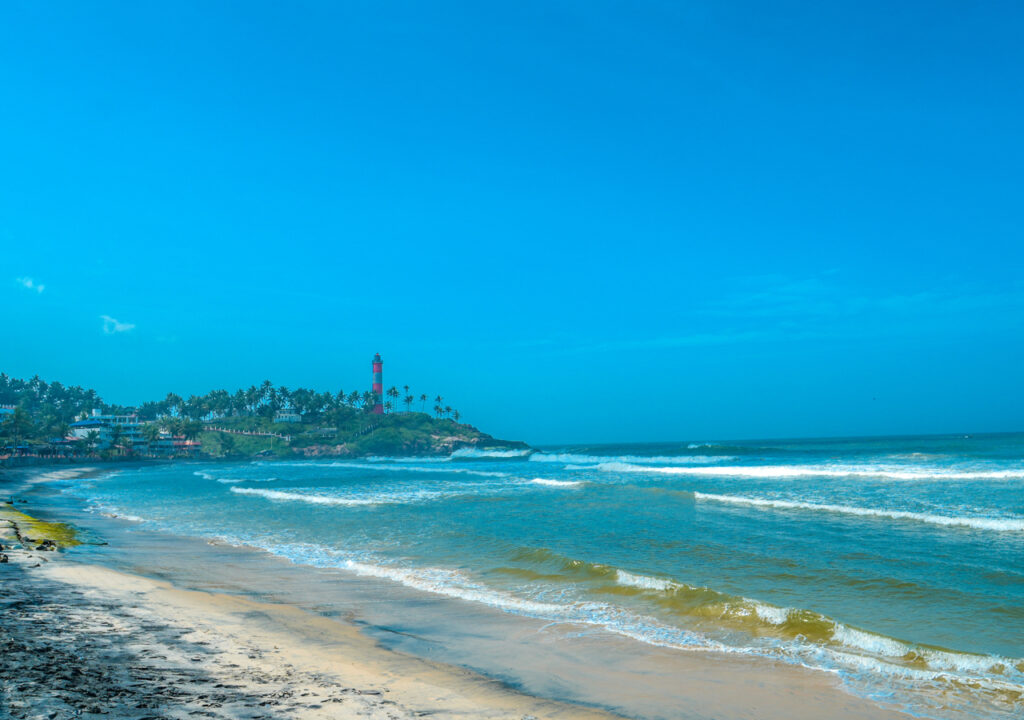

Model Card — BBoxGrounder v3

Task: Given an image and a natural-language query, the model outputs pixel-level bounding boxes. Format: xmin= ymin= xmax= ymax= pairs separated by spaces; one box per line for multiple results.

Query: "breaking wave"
xmin=195 ymin=469 xmax=279 ymax=484
xmin=450 ymin=447 xmax=532 ymax=459
xmin=323 ymin=462 xmax=509 ymax=478
xmin=693 ymin=492 xmax=1024 ymax=532
xmin=597 ymin=462 xmax=1024 ymax=481
xmin=529 ymin=478 xmax=584 ymax=488
xmin=87 ymin=504 xmax=145 ymax=523
xmin=230 ymin=486 xmax=446 ymax=507
xmin=531 ymin=453 xmax=736 ymax=465
xmin=253 ymin=541 xmax=1024 ymax=717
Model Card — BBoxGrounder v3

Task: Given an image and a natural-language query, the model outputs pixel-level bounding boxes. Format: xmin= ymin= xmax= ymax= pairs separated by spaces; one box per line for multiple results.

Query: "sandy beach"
xmin=1 ymin=466 xmax=914 ymax=720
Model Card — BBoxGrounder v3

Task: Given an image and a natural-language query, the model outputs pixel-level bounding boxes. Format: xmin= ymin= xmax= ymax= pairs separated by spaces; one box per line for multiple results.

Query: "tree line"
xmin=0 ymin=373 xmax=462 ymax=446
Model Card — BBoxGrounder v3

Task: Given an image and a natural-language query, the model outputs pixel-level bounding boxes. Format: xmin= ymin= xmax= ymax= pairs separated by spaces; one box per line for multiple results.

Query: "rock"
xmin=0 ymin=554 xmax=8 ymax=563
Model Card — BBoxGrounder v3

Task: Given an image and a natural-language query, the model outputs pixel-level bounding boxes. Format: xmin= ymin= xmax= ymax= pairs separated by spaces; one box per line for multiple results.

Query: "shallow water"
xmin=52 ymin=433 xmax=1024 ymax=719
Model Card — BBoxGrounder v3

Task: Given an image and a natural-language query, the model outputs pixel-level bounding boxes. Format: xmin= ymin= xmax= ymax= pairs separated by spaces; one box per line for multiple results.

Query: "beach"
xmin=0 ymin=463 xmax=925 ymax=720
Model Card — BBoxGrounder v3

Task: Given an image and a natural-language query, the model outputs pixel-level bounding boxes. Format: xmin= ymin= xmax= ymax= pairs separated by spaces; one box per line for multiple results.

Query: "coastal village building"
xmin=274 ymin=410 xmax=302 ymax=423
xmin=0 ymin=404 xmax=14 ymax=419
xmin=148 ymin=432 xmax=202 ymax=457
xmin=70 ymin=410 xmax=146 ymax=450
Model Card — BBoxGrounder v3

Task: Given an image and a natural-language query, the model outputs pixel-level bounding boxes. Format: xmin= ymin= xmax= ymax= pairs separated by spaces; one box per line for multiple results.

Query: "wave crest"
xmin=529 ymin=478 xmax=584 ymax=488
xmin=598 ymin=462 xmax=1024 ymax=481
xmin=694 ymin=492 xmax=1024 ymax=532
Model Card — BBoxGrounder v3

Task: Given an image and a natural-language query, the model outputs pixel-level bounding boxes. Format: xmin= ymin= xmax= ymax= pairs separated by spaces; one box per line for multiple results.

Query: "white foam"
xmin=185 ymin=533 xmax=1024 ymax=712
xmin=599 ymin=462 xmax=1024 ymax=481
xmin=616 ymin=569 xmax=678 ymax=591
xmin=531 ymin=453 xmax=736 ymax=465
xmin=229 ymin=486 xmax=449 ymax=507
xmin=753 ymin=603 xmax=791 ymax=625
xmin=693 ymin=492 xmax=1024 ymax=532
xmin=529 ymin=478 xmax=583 ymax=488
xmin=450 ymin=447 xmax=532 ymax=459
xmin=196 ymin=469 xmax=280 ymax=484
xmin=325 ymin=462 xmax=509 ymax=478
xmin=341 ymin=561 xmax=569 ymax=615
xmin=365 ymin=455 xmax=451 ymax=463
xmin=88 ymin=504 xmax=145 ymax=523
xmin=333 ymin=560 xmax=727 ymax=655
xmin=832 ymin=624 xmax=911 ymax=657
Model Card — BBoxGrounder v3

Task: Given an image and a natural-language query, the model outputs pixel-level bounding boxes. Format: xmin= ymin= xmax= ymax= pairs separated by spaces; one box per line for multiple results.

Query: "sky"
xmin=2 ymin=1 xmax=1022 ymax=445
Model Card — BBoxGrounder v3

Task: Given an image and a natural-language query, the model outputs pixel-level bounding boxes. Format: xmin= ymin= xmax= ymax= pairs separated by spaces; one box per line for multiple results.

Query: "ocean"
xmin=55 ymin=433 xmax=1024 ymax=719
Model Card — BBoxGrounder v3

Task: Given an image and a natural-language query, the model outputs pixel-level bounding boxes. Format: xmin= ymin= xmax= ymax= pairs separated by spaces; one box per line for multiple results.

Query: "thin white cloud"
xmin=15 ymin=276 xmax=44 ymax=293
xmin=101 ymin=315 xmax=136 ymax=334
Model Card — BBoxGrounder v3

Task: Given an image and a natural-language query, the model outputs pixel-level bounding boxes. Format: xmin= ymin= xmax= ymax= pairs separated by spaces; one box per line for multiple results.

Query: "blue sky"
xmin=2 ymin=1 xmax=1022 ymax=444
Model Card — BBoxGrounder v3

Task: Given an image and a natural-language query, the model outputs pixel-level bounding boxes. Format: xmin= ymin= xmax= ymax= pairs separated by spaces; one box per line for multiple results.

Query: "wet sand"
xmin=0 ymin=466 xmax=913 ymax=720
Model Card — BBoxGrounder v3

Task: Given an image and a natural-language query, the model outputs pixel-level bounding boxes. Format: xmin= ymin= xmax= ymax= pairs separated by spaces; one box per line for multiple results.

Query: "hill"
xmin=0 ymin=373 xmax=530 ymax=460
xmin=199 ymin=411 xmax=529 ymax=459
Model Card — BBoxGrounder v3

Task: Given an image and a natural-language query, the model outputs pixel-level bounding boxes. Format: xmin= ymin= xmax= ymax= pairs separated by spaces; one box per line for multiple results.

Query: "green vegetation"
xmin=199 ymin=410 xmax=526 ymax=459
xmin=0 ymin=503 xmax=80 ymax=547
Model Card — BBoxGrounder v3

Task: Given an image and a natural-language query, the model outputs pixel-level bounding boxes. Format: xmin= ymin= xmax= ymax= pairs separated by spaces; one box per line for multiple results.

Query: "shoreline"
xmin=1 ymin=466 xmax=913 ymax=720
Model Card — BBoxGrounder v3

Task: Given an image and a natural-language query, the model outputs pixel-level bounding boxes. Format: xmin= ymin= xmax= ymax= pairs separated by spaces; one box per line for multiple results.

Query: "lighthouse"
xmin=372 ymin=353 xmax=384 ymax=414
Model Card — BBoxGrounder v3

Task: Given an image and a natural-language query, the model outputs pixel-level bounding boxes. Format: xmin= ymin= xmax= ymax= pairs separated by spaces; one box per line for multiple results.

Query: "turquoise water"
xmin=61 ymin=434 xmax=1024 ymax=718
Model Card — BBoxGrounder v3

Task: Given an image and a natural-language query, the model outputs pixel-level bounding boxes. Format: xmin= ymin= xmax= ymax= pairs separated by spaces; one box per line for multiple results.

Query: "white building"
xmin=70 ymin=410 xmax=145 ymax=449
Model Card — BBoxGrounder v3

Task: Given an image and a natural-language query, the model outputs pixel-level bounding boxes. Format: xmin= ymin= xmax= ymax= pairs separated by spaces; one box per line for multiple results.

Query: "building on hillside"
xmin=70 ymin=409 xmax=145 ymax=449
xmin=0 ymin=404 xmax=15 ymax=419
xmin=148 ymin=432 xmax=201 ymax=457
xmin=274 ymin=410 xmax=302 ymax=423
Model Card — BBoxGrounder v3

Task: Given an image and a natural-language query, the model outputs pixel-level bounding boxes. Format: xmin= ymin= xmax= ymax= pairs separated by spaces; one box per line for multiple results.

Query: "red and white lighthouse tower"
xmin=372 ymin=353 xmax=384 ymax=414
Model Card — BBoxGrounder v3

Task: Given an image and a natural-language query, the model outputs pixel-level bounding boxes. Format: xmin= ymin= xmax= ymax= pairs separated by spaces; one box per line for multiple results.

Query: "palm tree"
xmin=164 ymin=392 xmax=183 ymax=416
xmin=85 ymin=430 xmax=100 ymax=455
xmin=7 ymin=407 xmax=34 ymax=451
xmin=433 ymin=404 xmax=442 ymax=419
xmin=419 ymin=394 xmax=427 ymax=412
xmin=404 ymin=394 xmax=414 ymax=412
xmin=182 ymin=420 xmax=203 ymax=443
xmin=232 ymin=389 xmax=247 ymax=416
xmin=403 ymin=385 xmax=410 ymax=401
xmin=161 ymin=416 xmax=184 ymax=437
xmin=444 ymin=405 xmax=452 ymax=419
xmin=143 ymin=423 xmax=161 ymax=453
xmin=452 ymin=410 xmax=460 ymax=423
xmin=387 ymin=386 xmax=399 ymax=411
xmin=109 ymin=424 xmax=124 ymax=454
xmin=361 ymin=390 xmax=375 ymax=411
xmin=347 ymin=391 xmax=360 ymax=408
xmin=384 ymin=400 xmax=393 ymax=414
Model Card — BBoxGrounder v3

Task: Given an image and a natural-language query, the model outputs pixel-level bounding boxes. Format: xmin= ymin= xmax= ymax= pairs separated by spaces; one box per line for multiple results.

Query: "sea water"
xmin=58 ymin=433 xmax=1024 ymax=718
